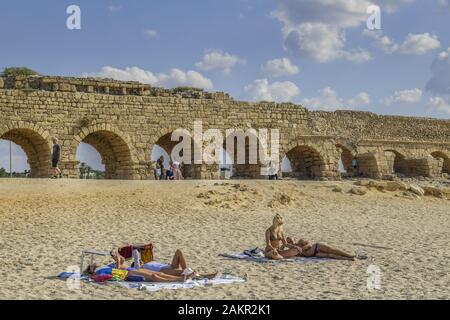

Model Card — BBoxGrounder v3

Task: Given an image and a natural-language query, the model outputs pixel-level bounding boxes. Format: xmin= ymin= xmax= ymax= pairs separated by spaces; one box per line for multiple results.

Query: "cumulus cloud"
xmin=381 ymin=89 xmax=423 ymax=105
xmin=426 ymin=48 xmax=450 ymax=114
xmin=271 ymin=0 xmax=375 ymax=63
xmin=397 ymin=33 xmax=441 ymax=55
xmin=195 ymin=49 xmax=246 ymax=74
xmin=243 ymin=78 xmax=300 ymax=103
xmin=302 ymin=87 xmax=370 ymax=111
xmin=144 ymin=29 xmax=158 ymax=38
xmin=261 ymin=58 xmax=300 ymax=77
xmin=272 ymin=0 xmax=417 ymax=63
xmin=364 ymin=31 xmax=440 ymax=55
xmin=82 ymin=66 xmax=213 ymax=90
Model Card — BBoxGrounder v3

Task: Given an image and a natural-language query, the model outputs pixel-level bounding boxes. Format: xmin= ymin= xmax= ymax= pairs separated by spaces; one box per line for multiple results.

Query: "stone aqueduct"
xmin=1 ymin=76 xmax=450 ymax=180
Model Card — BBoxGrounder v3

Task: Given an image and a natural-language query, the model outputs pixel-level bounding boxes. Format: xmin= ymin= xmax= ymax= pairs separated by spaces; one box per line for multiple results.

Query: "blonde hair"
xmin=52 ymin=137 xmax=58 ymax=144
xmin=272 ymin=213 xmax=284 ymax=229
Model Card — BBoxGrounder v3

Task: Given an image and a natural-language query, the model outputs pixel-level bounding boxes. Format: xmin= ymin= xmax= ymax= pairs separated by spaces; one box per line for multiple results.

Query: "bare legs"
xmin=159 ymin=249 xmax=187 ymax=276
xmin=159 ymin=249 xmax=218 ymax=279
xmin=128 ymin=269 xmax=194 ymax=283
xmin=316 ymin=244 xmax=355 ymax=260
xmin=287 ymin=237 xmax=355 ymax=260
xmin=265 ymin=247 xmax=302 ymax=260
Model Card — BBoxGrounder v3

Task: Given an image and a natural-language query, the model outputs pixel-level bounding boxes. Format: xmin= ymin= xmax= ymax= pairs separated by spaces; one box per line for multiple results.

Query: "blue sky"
xmin=1 ymin=0 xmax=450 ymax=171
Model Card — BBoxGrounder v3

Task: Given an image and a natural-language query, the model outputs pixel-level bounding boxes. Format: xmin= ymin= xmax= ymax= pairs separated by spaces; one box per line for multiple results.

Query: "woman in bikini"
xmin=285 ymin=237 xmax=356 ymax=261
xmin=265 ymin=214 xmax=303 ymax=260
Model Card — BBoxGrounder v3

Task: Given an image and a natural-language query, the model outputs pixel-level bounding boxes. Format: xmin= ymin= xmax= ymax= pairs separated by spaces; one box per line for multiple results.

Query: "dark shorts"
xmin=52 ymin=159 xmax=59 ymax=168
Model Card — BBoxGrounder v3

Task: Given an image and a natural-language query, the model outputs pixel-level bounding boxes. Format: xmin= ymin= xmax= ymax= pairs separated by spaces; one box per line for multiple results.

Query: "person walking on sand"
xmin=51 ymin=138 xmax=62 ymax=179
xmin=157 ymin=155 xmax=165 ymax=180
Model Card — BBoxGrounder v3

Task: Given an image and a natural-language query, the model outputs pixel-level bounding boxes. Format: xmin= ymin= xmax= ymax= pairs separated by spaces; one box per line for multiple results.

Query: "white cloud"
xmin=398 ymin=33 xmax=441 ymax=55
xmin=82 ymin=66 xmax=213 ymax=90
xmin=382 ymin=88 xmax=423 ymax=105
xmin=243 ymin=78 xmax=300 ymax=103
xmin=195 ymin=49 xmax=246 ymax=74
xmin=364 ymin=31 xmax=440 ymax=55
xmin=144 ymin=29 xmax=158 ymax=38
xmin=428 ymin=96 xmax=450 ymax=114
xmin=302 ymin=87 xmax=370 ymax=111
xmin=272 ymin=1 xmax=376 ymax=63
xmin=261 ymin=58 xmax=300 ymax=77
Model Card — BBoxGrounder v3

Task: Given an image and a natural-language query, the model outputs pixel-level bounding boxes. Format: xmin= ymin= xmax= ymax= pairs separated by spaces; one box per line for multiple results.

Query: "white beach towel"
xmin=58 ymin=272 xmax=245 ymax=292
xmin=114 ymin=274 xmax=245 ymax=292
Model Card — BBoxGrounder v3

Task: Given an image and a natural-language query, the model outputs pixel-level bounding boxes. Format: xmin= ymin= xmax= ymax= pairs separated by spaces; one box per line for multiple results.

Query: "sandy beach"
xmin=0 ymin=178 xmax=449 ymax=300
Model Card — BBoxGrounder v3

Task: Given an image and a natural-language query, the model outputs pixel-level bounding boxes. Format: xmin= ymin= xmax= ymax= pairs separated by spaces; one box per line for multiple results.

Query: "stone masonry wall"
xmin=0 ymin=76 xmax=449 ymax=180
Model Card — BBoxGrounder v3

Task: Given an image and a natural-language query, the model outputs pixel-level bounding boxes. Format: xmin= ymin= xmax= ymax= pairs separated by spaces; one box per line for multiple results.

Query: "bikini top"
xmin=270 ymin=231 xmax=282 ymax=241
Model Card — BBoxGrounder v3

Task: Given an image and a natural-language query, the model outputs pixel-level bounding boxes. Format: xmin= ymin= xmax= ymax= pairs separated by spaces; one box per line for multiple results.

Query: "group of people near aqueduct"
xmin=49 ymin=137 xmax=185 ymax=180
xmin=153 ymin=155 xmax=184 ymax=180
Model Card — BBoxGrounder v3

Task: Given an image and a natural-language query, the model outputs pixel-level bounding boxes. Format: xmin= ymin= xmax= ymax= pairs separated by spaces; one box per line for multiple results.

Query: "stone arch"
xmin=0 ymin=122 xmax=52 ymax=178
xmin=430 ymin=151 xmax=450 ymax=174
xmin=383 ymin=149 xmax=408 ymax=175
xmin=336 ymin=143 xmax=355 ymax=173
xmin=149 ymin=129 xmax=207 ymax=179
xmin=71 ymin=124 xmax=137 ymax=179
xmin=284 ymin=144 xmax=327 ymax=179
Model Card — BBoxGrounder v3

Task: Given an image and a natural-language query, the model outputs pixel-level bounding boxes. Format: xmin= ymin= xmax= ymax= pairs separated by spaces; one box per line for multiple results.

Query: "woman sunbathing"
xmin=86 ymin=249 xmax=217 ymax=282
xmin=265 ymin=214 xmax=303 ymax=260
xmin=285 ymin=237 xmax=356 ymax=261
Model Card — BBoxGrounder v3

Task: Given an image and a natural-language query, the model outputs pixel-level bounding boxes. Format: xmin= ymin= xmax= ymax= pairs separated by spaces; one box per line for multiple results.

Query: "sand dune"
xmin=0 ymin=179 xmax=449 ymax=300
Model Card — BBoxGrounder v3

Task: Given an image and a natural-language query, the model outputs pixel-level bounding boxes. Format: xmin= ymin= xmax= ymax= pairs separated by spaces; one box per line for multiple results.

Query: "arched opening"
xmin=430 ymin=151 xmax=450 ymax=175
xmin=336 ymin=144 xmax=354 ymax=174
xmin=0 ymin=128 xmax=51 ymax=178
xmin=281 ymin=155 xmax=293 ymax=176
xmin=76 ymin=130 xmax=133 ymax=179
xmin=0 ymin=140 xmax=30 ymax=177
xmin=151 ymin=132 xmax=204 ymax=179
xmin=384 ymin=150 xmax=408 ymax=175
xmin=285 ymin=145 xmax=326 ymax=179
xmin=76 ymin=142 xmax=105 ymax=179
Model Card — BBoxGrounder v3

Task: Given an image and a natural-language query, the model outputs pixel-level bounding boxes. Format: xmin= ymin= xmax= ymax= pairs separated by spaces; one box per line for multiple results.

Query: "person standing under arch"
xmin=51 ymin=137 xmax=62 ymax=178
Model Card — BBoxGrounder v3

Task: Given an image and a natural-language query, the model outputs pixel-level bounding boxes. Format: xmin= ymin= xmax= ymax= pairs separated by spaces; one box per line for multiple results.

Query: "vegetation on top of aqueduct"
xmin=1 ymin=67 xmax=40 ymax=78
